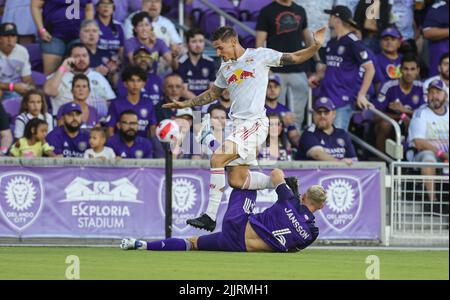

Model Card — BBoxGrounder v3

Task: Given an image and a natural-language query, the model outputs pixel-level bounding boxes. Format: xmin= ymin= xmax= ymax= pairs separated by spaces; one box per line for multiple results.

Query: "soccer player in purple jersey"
xmin=121 ymin=169 xmax=326 ymax=253
xmin=162 ymin=25 xmax=326 ymax=232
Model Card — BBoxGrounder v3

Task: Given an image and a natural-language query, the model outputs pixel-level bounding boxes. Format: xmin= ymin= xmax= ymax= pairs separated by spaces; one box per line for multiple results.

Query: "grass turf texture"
xmin=0 ymin=247 xmax=447 ymax=280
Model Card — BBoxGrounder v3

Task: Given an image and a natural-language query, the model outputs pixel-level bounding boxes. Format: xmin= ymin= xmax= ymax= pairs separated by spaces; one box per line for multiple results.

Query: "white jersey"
xmin=408 ymin=104 xmax=449 ymax=152
xmin=214 ymin=48 xmax=283 ymax=120
xmin=83 ymin=147 xmax=116 ymax=159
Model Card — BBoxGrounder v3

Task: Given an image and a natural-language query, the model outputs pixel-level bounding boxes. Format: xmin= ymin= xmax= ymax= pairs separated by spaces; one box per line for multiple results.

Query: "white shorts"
xmin=226 ymin=117 xmax=269 ymax=166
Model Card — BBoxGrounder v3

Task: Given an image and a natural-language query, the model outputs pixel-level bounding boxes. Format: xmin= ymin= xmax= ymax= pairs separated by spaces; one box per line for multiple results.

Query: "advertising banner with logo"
xmin=0 ymin=166 xmax=382 ymax=240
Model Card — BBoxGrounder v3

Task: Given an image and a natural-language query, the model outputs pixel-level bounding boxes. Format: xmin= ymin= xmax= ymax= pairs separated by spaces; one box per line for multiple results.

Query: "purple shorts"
xmin=198 ymin=189 xmax=257 ymax=252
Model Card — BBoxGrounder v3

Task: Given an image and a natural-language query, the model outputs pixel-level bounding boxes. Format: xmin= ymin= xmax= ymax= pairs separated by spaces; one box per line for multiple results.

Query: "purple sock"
xmin=146 ymin=238 xmax=190 ymax=251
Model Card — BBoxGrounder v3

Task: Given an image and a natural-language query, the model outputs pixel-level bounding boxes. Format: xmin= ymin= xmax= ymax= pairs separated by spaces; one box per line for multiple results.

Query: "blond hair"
xmin=306 ymin=185 xmax=327 ymax=207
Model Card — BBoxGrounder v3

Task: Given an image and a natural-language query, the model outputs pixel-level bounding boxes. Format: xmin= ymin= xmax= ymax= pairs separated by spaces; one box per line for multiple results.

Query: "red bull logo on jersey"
xmin=227 ymin=69 xmax=256 ymax=85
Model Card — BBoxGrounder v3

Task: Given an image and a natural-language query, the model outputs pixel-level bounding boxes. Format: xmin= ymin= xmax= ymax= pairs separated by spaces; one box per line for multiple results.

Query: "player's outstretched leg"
xmin=120 ymin=238 xmax=192 ymax=251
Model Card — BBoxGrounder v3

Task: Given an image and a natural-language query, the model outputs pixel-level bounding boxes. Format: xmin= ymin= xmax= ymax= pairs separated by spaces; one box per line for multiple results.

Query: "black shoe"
xmin=186 ymin=214 xmax=216 ymax=232
xmin=285 ymin=177 xmax=300 ymax=198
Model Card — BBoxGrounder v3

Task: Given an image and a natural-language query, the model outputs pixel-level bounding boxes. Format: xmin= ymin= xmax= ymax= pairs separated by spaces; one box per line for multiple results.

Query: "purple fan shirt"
xmin=107 ymin=134 xmax=153 ymax=159
xmin=296 ymin=124 xmax=357 ymax=161
xmin=248 ymin=184 xmax=319 ymax=252
xmin=423 ymin=1 xmax=449 ymax=77
xmin=106 ymin=96 xmax=157 ymax=138
xmin=96 ymin=17 xmax=125 ymax=56
xmin=319 ymin=33 xmax=372 ymax=109
xmin=375 ymin=53 xmax=402 ymax=85
xmin=56 ymin=105 xmax=99 ymax=129
xmin=376 ymin=80 xmax=425 ymax=114
xmin=124 ymin=37 xmax=170 ymax=72
xmin=43 ymin=0 xmax=93 ymax=42
xmin=116 ymin=73 xmax=163 ymax=106
xmin=265 ymin=102 xmax=297 ymax=132
xmin=46 ymin=126 xmax=90 ymax=157
xmin=177 ymin=54 xmax=216 ymax=95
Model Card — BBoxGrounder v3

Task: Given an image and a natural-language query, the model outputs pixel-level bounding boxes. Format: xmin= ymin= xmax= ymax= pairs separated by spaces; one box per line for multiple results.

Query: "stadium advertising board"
xmin=0 ymin=166 xmax=381 ymax=240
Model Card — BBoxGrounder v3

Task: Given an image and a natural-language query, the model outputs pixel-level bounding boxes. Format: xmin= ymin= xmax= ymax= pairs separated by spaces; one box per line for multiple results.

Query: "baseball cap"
xmin=133 ymin=46 xmax=151 ymax=57
xmin=176 ymin=107 xmax=193 ymax=118
xmin=381 ymin=27 xmax=402 ymax=39
xmin=428 ymin=79 xmax=447 ymax=93
xmin=61 ymin=102 xmax=82 ymax=115
xmin=324 ymin=6 xmax=358 ymax=28
xmin=269 ymin=74 xmax=281 ymax=86
xmin=0 ymin=23 xmax=18 ymax=36
xmin=314 ymin=97 xmax=336 ymax=111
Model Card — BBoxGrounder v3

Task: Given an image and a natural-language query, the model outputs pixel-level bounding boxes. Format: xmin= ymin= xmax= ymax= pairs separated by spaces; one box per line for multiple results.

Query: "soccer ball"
xmin=156 ymin=119 xmax=180 ymax=143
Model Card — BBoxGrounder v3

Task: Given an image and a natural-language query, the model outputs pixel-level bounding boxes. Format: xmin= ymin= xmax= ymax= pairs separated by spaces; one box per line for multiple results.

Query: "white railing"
xmin=390 ymin=162 xmax=449 ymax=246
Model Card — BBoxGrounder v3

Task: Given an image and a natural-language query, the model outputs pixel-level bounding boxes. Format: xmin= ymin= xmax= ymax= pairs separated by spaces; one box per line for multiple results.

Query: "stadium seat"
xmin=234 ymin=21 xmax=256 ymax=48
xmin=25 ymin=43 xmax=44 ymax=73
xmin=190 ymin=0 xmax=238 ymax=29
xmin=31 ymin=71 xmax=47 ymax=88
xmin=2 ymin=97 xmax=22 ymax=122
xmin=239 ymin=0 xmax=273 ymax=21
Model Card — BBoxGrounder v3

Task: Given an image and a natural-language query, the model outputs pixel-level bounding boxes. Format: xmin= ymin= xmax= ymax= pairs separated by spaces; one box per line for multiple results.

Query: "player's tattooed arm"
xmin=188 ymin=85 xmax=224 ymax=107
xmin=161 ymin=85 xmax=224 ymax=109
xmin=280 ymin=26 xmax=326 ymax=66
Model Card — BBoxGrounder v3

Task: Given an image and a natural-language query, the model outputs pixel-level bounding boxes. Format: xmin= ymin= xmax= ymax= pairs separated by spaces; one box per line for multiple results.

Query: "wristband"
xmin=8 ymin=83 xmax=14 ymax=92
xmin=59 ymin=66 xmax=67 ymax=73
xmin=39 ymin=28 xmax=47 ymax=36
xmin=400 ymin=113 xmax=407 ymax=121
xmin=437 ymin=150 xmax=444 ymax=158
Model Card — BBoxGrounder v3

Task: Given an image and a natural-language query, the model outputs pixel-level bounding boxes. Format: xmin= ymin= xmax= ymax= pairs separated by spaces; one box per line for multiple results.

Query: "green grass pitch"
xmin=0 ymin=247 xmax=447 ymax=280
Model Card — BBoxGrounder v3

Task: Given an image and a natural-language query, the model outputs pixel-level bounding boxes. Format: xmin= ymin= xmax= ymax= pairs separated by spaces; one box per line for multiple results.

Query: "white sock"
xmin=205 ymin=168 xmax=226 ymax=221
xmin=245 ymin=172 xmax=274 ymax=190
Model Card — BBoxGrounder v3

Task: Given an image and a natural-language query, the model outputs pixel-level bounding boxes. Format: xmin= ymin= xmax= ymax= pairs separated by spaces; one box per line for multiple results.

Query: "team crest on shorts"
xmin=159 ymin=175 xmax=205 ymax=232
xmin=318 ymin=175 xmax=362 ymax=232
xmin=0 ymin=172 xmax=44 ymax=231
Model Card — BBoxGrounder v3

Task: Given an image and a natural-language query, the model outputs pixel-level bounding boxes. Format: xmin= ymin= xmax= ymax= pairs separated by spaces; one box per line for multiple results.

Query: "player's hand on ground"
xmin=356 ymin=94 xmax=374 ymax=110
xmin=313 ymin=26 xmax=327 ymax=48
xmin=162 ymin=99 xmax=191 ymax=110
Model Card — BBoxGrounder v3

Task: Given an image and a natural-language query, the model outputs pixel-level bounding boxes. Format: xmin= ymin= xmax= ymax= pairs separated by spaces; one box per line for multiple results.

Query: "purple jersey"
xmin=423 ymin=1 xmax=449 ymax=76
xmin=88 ymin=47 xmax=113 ymax=69
xmin=107 ymin=134 xmax=153 ymax=158
xmin=376 ymin=80 xmax=425 ymax=114
xmin=296 ymin=124 xmax=357 ymax=160
xmin=96 ymin=17 xmax=125 ymax=55
xmin=46 ymin=126 xmax=90 ymax=157
xmin=319 ymin=33 xmax=372 ymax=108
xmin=177 ymin=54 xmax=216 ymax=95
xmin=106 ymin=96 xmax=157 ymax=138
xmin=56 ymin=104 xmax=99 ymax=129
xmin=43 ymin=0 xmax=93 ymax=42
xmin=116 ymin=73 xmax=163 ymax=106
xmin=249 ymin=184 xmax=319 ymax=252
xmin=265 ymin=102 xmax=297 ymax=132
xmin=375 ymin=53 xmax=402 ymax=85
xmin=124 ymin=37 xmax=170 ymax=72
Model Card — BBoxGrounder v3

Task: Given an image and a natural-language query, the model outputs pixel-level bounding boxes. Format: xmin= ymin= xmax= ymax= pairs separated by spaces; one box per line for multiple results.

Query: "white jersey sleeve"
xmin=258 ymin=47 xmax=283 ymax=68
xmin=214 ymin=67 xmax=228 ymax=89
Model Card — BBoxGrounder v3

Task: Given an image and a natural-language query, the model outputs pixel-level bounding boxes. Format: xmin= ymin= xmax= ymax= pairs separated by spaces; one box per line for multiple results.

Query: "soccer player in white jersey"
xmin=163 ymin=26 xmax=326 ymax=231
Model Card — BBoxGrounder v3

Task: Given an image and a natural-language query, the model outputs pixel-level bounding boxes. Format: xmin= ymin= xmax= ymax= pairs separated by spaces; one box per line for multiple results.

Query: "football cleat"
xmin=186 ymin=213 xmax=216 ymax=232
